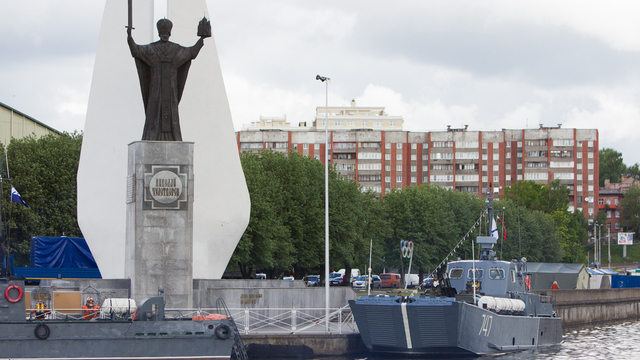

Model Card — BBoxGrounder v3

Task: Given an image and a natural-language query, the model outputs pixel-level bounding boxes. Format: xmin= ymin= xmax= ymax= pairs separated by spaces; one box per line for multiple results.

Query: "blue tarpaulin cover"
xmin=30 ymin=237 xmax=98 ymax=269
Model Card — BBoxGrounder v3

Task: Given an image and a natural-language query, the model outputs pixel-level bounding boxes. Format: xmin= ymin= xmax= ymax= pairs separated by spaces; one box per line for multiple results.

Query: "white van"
xmin=405 ymin=274 xmax=420 ymax=288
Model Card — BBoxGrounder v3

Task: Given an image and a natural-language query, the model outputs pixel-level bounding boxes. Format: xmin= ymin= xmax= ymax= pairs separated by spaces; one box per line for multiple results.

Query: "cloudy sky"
xmin=1 ymin=1 xmax=640 ymax=164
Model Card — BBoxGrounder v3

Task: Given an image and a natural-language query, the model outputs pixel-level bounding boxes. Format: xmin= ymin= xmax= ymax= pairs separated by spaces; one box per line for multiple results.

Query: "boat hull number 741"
xmin=479 ymin=314 xmax=493 ymax=337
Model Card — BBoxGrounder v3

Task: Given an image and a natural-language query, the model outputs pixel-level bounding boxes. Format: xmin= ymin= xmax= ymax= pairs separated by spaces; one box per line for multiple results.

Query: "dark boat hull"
xmin=349 ymin=295 xmax=562 ymax=356
xmin=0 ymin=319 xmax=236 ymax=359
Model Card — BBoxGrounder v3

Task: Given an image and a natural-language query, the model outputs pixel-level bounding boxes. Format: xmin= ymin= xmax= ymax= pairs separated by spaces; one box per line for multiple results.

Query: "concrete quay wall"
xmin=535 ymin=288 xmax=640 ymax=327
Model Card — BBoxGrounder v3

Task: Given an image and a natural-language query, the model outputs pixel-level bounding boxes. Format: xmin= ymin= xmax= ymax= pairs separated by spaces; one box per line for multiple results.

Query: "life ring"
xmin=34 ymin=324 xmax=50 ymax=340
xmin=215 ymin=324 xmax=231 ymax=340
xmin=4 ymin=284 xmax=24 ymax=303
xmin=525 ymin=275 xmax=531 ymax=291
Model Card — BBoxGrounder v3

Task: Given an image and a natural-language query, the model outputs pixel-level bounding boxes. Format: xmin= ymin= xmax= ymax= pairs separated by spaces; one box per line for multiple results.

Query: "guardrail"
xmin=227 ymin=305 xmax=358 ymax=334
xmin=23 ymin=305 xmax=359 ymax=335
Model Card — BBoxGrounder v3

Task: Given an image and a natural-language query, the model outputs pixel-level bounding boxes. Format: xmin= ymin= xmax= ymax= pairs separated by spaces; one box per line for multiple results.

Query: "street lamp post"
xmin=316 ymin=74 xmax=330 ymax=332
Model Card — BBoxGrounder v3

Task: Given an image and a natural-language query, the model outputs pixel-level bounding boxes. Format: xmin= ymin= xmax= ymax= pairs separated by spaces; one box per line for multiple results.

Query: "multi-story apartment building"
xmin=237 ymin=102 xmax=600 ymax=219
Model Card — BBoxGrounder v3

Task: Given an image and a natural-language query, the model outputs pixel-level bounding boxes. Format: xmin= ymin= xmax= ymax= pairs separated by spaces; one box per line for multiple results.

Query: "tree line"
xmin=1 ymin=136 xmax=609 ymax=278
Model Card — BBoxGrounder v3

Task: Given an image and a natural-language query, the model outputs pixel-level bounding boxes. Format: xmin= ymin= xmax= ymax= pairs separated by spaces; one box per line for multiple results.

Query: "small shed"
xmin=526 ymin=263 xmax=589 ymax=290
xmin=587 ymin=268 xmax=618 ymax=289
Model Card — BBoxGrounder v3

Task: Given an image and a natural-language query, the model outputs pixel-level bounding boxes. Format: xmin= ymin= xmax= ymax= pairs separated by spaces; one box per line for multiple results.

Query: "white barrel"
xmin=478 ymin=296 xmax=496 ymax=311
xmin=100 ymin=298 xmax=137 ymax=316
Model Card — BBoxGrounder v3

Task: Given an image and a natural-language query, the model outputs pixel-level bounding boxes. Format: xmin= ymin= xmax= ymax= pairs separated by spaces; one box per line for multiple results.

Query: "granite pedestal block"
xmin=126 ymin=141 xmax=194 ymax=308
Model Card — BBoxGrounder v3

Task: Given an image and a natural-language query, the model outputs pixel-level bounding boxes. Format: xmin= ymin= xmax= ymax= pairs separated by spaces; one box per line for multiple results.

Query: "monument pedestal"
xmin=125 ymin=141 xmax=194 ymax=308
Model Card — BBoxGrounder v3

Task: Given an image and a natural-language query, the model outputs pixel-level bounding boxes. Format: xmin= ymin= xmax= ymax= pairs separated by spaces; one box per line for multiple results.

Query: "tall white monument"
xmin=78 ymin=0 xmax=250 ymax=281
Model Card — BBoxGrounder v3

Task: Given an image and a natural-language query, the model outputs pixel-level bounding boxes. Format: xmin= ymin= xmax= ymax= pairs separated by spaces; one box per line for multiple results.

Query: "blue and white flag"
xmin=491 ymin=217 xmax=499 ymax=240
xmin=11 ymin=186 xmax=28 ymax=208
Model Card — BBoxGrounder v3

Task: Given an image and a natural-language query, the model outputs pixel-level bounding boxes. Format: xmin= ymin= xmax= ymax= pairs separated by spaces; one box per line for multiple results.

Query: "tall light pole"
xmin=316 ymin=74 xmax=330 ymax=332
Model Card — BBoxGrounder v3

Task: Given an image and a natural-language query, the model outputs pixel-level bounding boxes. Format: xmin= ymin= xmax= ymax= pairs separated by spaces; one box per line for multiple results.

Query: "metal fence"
xmin=227 ymin=305 xmax=358 ymax=334
xmin=26 ymin=305 xmax=359 ymax=335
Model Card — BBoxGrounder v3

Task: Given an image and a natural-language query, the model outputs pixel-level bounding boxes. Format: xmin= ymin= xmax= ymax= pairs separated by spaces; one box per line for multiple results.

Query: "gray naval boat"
xmin=0 ymin=278 xmax=246 ymax=359
xmin=349 ymin=196 xmax=562 ymax=356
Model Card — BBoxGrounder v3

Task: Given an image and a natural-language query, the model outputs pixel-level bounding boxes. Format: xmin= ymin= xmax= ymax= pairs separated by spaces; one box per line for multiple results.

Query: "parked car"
xmin=283 ymin=276 xmax=294 ymax=281
xmin=352 ymin=276 xmax=367 ymax=289
xmin=329 ymin=272 xmax=343 ymax=286
xmin=379 ymin=273 xmax=401 ymax=288
xmin=422 ymin=277 xmax=434 ymax=288
xmin=304 ymin=275 xmax=321 ymax=287
xmin=255 ymin=273 xmax=266 ymax=280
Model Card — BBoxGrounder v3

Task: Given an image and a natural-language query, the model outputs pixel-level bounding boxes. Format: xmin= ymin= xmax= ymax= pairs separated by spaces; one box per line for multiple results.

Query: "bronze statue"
xmin=127 ymin=3 xmax=211 ymax=141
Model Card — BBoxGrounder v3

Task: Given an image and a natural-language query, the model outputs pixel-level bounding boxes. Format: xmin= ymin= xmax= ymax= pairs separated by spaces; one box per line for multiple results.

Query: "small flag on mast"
xmin=11 ymin=186 xmax=28 ymax=208
xmin=491 ymin=216 xmax=499 ymax=240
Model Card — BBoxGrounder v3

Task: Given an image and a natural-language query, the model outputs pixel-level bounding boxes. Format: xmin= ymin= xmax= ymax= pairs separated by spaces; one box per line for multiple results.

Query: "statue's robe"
xmin=128 ymin=38 xmax=203 ymax=141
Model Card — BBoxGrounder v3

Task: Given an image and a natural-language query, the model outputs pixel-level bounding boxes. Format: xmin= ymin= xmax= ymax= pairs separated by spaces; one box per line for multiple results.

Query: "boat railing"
xmin=224 ymin=305 xmax=357 ymax=334
xmin=23 ymin=305 xmax=358 ymax=334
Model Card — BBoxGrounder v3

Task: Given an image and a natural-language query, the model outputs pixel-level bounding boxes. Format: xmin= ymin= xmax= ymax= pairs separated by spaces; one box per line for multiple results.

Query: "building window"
xmin=616 ymin=211 xmax=620 ymax=218
xmin=411 ymin=176 xmax=417 ymax=183
xmin=607 ymin=211 xmax=611 ymax=218
xmin=390 ymin=121 xmax=396 ymax=127
xmin=411 ymin=166 xmax=417 ymax=172
xmin=493 ymin=176 xmax=499 ymax=182
xmin=588 ymin=163 xmax=594 ymax=170
xmin=423 ymin=166 xmax=429 ymax=171
xmin=411 ymin=143 xmax=417 ymax=149
xmin=616 ymin=199 xmax=619 ymax=206
xmin=506 ymin=175 xmax=511 ymax=181
xmin=430 ymin=175 xmax=454 ymax=182
xmin=397 ymin=154 xmax=403 ymax=160
xmin=385 ymin=176 xmax=391 ymax=183
xmin=577 ymin=185 xmax=583 ymax=192
xmin=303 ymin=143 xmax=309 ymax=149
xmin=588 ymin=152 xmax=594 ymax=159
xmin=385 ymin=154 xmax=391 ymax=160
xmin=397 ymin=165 xmax=402 ymax=171
xmin=455 ymin=174 xmax=479 ymax=181
xmin=524 ymin=172 xmax=548 ymax=180
xmin=493 ymin=165 xmax=499 ymax=172
xmin=397 ymin=143 xmax=403 ymax=149
xmin=411 ymin=154 xmax=417 ymax=161
xmin=506 ymin=163 xmax=511 ymax=170
xmin=577 ymin=163 xmax=582 ymax=170
xmin=385 ymin=143 xmax=391 ymax=149
xmin=588 ymin=174 xmax=594 ymax=181
xmin=554 ymin=172 xmax=574 ymax=180
xmin=606 ymin=198 xmax=611 ymax=205
xmin=422 ymin=154 xmax=429 ymax=161
xmin=374 ymin=121 xmax=382 ymax=127
xmin=588 ymin=185 xmax=594 ymax=192
xmin=396 ymin=176 xmax=402 ymax=182
xmin=493 ymin=153 xmax=499 ymax=160
xmin=482 ymin=154 xmax=488 ymax=160
xmin=577 ymin=174 xmax=583 ymax=181
xmin=577 ymin=152 xmax=582 ymax=159
xmin=599 ymin=198 xmax=604 ymax=205
xmin=506 ymin=152 xmax=511 ymax=159
xmin=616 ymin=223 xmax=620 ymax=229
xmin=456 ymin=152 xmax=479 ymax=160
xmin=334 ymin=120 xmax=343 ymax=126
xmin=385 ymin=165 xmax=391 ymax=171
xmin=423 ymin=143 xmax=429 ymax=149
xmin=357 ymin=163 xmax=382 ymax=170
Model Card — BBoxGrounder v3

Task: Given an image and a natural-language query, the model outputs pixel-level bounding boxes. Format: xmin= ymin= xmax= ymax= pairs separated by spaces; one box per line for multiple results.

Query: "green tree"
xmin=382 ymin=185 xmax=481 ymax=285
xmin=3 ymin=133 xmax=83 ymax=266
xmin=599 ymin=148 xmax=626 ymax=187
xmin=620 ymin=186 xmax=640 ymax=236
xmin=493 ymin=200 xmax=564 ymax=263
xmin=503 ymin=180 xmax=569 ymax=214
